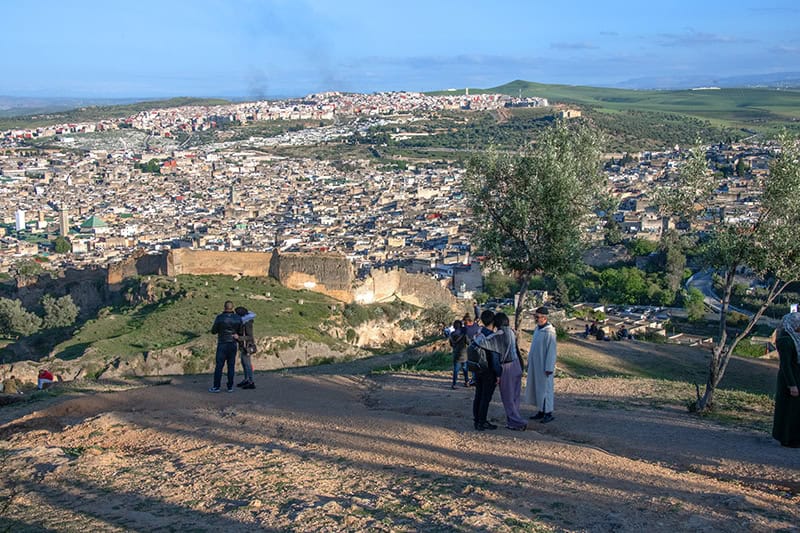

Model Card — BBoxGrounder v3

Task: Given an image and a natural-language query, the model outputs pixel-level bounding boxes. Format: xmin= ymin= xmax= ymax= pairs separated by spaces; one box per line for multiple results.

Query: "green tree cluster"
xmin=465 ymin=120 xmax=606 ymax=329
xmin=41 ymin=295 xmax=80 ymax=329
xmin=0 ymin=295 xmax=80 ymax=338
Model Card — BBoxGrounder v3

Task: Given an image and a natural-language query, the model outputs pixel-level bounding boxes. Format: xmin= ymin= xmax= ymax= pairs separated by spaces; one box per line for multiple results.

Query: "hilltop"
xmin=436 ymin=79 xmax=800 ymax=137
xmin=0 ymin=335 xmax=797 ymax=531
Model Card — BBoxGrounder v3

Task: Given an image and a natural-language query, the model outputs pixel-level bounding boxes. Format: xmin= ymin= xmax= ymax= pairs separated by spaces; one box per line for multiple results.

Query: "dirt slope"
xmin=0 ymin=342 xmax=798 ymax=532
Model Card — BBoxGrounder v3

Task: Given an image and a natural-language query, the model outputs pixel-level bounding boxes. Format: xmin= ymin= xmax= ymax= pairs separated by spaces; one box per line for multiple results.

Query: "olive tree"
xmin=41 ymin=294 xmax=80 ymax=329
xmin=0 ymin=297 xmax=41 ymax=338
xmin=464 ymin=120 xmax=606 ymax=330
xmin=659 ymin=136 xmax=800 ymax=411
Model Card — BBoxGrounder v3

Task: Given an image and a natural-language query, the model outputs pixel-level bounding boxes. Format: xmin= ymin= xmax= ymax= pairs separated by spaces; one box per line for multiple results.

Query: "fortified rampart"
xmin=353 ymin=268 xmax=456 ymax=308
xmin=167 ymin=249 xmax=272 ymax=277
xmin=269 ymin=251 xmax=354 ymax=302
xmin=7 ymin=249 xmax=456 ymax=317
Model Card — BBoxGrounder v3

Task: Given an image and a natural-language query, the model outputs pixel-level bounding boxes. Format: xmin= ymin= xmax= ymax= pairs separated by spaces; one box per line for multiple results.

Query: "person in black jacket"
xmin=209 ymin=300 xmax=242 ymax=393
xmin=235 ymin=307 xmax=257 ymax=389
xmin=471 ymin=309 xmax=501 ymax=431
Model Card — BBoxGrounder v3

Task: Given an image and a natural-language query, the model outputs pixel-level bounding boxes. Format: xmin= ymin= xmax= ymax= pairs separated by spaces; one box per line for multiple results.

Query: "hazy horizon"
xmin=2 ymin=0 xmax=799 ymax=99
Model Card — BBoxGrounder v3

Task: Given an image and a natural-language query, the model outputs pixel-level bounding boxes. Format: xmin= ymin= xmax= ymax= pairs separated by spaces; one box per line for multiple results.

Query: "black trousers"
xmin=472 ymin=371 xmax=497 ymax=425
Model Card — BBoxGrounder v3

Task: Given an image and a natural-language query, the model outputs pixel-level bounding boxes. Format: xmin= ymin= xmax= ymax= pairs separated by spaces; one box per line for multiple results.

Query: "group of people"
xmin=209 ymin=301 xmax=258 ymax=393
xmin=448 ymin=306 xmax=558 ymax=432
xmin=584 ymin=321 xmax=631 ymax=341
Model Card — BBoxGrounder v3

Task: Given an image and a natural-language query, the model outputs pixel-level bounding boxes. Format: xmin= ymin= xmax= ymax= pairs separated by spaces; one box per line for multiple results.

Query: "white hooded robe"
xmin=525 ymin=322 xmax=557 ymax=412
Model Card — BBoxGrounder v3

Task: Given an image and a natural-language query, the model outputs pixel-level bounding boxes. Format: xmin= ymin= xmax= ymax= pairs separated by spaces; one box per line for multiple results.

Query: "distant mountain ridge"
xmin=615 ymin=71 xmax=800 ymax=90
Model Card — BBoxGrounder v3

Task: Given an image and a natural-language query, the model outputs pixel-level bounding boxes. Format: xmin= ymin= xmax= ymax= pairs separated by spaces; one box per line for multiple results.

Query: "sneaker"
xmin=450 ymin=384 xmax=457 ymax=390
xmin=227 ymin=387 xmax=234 ymax=393
xmin=242 ymin=382 xmax=255 ymax=390
xmin=467 ymin=380 xmax=476 ymax=387
xmin=482 ymin=422 xmax=498 ymax=430
xmin=506 ymin=425 xmax=527 ymax=431
xmin=208 ymin=387 xmax=221 ymax=393
xmin=236 ymin=380 xmax=248 ymax=388
xmin=529 ymin=411 xmax=545 ymax=420
xmin=540 ymin=413 xmax=555 ymax=424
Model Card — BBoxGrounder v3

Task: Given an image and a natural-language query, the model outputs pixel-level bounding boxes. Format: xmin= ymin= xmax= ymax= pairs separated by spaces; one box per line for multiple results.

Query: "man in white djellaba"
xmin=525 ymin=307 xmax=557 ymax=423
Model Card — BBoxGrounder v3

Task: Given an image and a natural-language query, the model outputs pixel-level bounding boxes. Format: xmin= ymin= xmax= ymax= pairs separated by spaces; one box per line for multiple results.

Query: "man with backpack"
xmin=468 ymin=309 xmax=501 ymax=431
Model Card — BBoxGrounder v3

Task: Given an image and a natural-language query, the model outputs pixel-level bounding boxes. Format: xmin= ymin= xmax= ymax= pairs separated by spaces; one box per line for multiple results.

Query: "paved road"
xmin=686 ymin=270 xmax=779 ymax=327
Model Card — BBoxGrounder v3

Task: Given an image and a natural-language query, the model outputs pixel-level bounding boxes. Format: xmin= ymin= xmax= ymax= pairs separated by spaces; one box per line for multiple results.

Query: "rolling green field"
xmin=459 ymin=79 xmax=800 ymax=133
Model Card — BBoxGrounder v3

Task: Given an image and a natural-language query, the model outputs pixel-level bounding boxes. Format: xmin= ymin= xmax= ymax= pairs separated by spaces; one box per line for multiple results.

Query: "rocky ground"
xmin=0 ymin=340 xmax=798 ymax=532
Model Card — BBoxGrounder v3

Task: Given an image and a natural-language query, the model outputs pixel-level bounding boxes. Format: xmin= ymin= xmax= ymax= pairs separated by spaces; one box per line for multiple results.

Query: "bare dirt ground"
xmin=0 ymin=340 xmax=798 ymax=532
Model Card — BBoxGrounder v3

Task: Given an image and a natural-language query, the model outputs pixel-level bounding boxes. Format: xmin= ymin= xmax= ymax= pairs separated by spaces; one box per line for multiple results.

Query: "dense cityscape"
xmin=0 ymin=90 xmax=769 ymax=287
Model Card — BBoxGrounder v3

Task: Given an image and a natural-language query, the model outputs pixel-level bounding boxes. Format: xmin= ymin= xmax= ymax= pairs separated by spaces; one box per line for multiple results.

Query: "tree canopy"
xmin=464 ymin=120 xmax=607 ymax=328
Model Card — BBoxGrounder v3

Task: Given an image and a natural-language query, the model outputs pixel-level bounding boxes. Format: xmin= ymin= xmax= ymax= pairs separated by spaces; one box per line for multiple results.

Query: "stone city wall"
xmin=167 ymin=249 xmax=273 ymax=277
xmin=269 ymin=251 xmax=354 ymax=302
xmin=353 ymin=268 xmax=456 ymax=308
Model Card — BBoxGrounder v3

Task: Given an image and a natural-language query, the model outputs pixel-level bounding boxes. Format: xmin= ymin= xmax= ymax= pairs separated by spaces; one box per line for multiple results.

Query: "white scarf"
xmin=781 ymin=312 xmax=800 ymax=364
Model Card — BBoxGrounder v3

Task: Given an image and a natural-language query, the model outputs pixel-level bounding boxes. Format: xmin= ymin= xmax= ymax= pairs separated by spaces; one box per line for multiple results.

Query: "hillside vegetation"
xmin=482 ymin=80 xmax=800 ymax=134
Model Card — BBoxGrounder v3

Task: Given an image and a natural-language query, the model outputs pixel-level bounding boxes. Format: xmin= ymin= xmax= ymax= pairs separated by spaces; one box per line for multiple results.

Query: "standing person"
xmin=471 ymin=309 xmax=501 ymax=431
xmin=463 ymin=314 xmax=480 ymax=386
xmin=448 ymin=320 xmax=469 ymax=389
xmin=235 ymin=307 xmax=258 ymax=390
xmin=476 ymin=312 xmax=526 ymax=431
xmin=526 ymin=307 xmax=557 ymax=423
xmin=773 ymin=312 xmax=800 ymax=447
xmin=209 ymin=300 xmax=241 ymax=393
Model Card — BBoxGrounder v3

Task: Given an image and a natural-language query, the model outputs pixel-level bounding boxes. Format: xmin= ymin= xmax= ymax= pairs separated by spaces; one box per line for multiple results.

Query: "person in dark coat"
xmin=773 ymin=312 xmax=800 ymax=447
xmin=448 ymin=320 xmax=469 ymax=389
xmin=471 ymin=309 xmax=501 ymax=431
xmin=209 ymin=300 xmax=242 ymax=393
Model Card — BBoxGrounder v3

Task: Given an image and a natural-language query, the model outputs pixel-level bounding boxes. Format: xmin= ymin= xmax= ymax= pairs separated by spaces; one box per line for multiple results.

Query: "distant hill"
xmin=445 ymin=80 xmax=800 ymax=134
xmin=0 ymin=97 xmax=232 ymax=130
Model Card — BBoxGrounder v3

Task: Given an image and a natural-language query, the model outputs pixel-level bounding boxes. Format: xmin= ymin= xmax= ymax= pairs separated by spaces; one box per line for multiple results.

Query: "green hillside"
xmin=440 ymin=80 xmax=800 ymax=133
xmin=50 ymin=275 xmax=341 ymax=366
xmin=0 ymin=97 xmax=231 ymax=131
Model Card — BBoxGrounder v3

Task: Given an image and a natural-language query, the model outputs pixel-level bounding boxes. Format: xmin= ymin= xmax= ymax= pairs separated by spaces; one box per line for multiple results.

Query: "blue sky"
xmin=2 ymin=0 xmax=799 ymax=98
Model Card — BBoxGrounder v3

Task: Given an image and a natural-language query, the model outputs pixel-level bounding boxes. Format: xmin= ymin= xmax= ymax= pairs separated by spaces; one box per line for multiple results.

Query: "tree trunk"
xmin=697 ymin=276 xmax=789 ymax=412
xmin=515 ymin=274 xmax=531 ymax=332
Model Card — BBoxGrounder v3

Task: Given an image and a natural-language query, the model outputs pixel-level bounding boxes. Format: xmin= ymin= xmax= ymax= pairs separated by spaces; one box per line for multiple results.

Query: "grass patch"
xmin=371 ymin=351 xmax=452 ymax=373
xmin=51 ymin=274 xmax=344 ymax=365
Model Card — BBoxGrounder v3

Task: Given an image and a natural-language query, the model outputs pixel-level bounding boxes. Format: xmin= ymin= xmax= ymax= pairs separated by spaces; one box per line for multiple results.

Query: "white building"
xmin=15 ymin=210 xmax=25 ymax=232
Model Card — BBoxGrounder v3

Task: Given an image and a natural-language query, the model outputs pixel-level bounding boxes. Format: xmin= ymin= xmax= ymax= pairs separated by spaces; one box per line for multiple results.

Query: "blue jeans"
xmin=213 ymin=341 xmax=238 ymax=389
xmin=453 ymin=361 xmax=468 ymax=386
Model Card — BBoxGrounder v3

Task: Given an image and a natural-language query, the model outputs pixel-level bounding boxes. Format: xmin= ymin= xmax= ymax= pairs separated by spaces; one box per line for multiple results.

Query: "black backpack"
xmin=467 ymin=343 xmax=490 ymax=373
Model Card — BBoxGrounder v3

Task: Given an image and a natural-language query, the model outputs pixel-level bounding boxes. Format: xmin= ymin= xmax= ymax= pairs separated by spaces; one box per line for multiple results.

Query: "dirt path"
xmin=0 ymin=347 xmax=798 ymax=532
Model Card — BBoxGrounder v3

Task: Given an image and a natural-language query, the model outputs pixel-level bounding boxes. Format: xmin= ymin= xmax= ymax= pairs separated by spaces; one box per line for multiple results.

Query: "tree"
xmin=656 ymin=230 xmax=687 ymax=293
xmin=482 ymin=270 xmax=517 ymax=298
xmin=41 ymin=294 xmax=80 ymax=329
xmin=0 ymin=297 xmax=42 ymax=338
xmin=684 ymin=287 xmax=706 ymax=322
xmin=464 ymin=120 xmax=606 ymax=329
xmin=659 ymin=135 xmax=800 ymax=411
xmin=53 ymin=236 xmax=71 ymax=254
xmin=13 ymin=259 xmax=44 ymax=279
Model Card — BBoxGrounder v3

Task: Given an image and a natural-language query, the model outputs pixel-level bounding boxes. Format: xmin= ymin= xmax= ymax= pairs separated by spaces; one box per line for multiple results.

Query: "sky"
xmin=2 ymin=0 xmax=799 ymax=98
